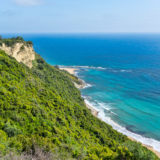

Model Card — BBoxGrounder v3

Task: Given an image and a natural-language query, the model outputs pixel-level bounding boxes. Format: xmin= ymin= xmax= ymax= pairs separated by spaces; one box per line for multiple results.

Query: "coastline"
xmin=60 ymin=67 xmax=87 ymax=89
xmin=60 ymin=67 xmax=160 ymax=158
xmin=86 ymin=100 xmax=160 ymax=158
xmin=85 ymin=100 xmax=99 ymax=117
xmin=87 ymin=101 xmax=160 ymax=158
xmin=60 ymin=67 xmax=77 ymax=75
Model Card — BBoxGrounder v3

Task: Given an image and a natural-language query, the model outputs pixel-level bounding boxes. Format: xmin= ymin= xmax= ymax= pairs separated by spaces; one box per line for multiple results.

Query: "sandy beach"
xmin=85 ymin=103 xmax=99 ymax=117
xmin=60 ymin=67 xmax=160 ymax=158
xmin=60 ymin=67 xmax=86 ymax=89
xmin=60 ymin=67 xmax=77 ymax=75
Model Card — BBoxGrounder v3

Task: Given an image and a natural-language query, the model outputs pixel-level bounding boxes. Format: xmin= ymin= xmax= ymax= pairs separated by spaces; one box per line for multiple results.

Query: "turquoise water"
xmin=3 ymin=34 xmax=160 ymax=151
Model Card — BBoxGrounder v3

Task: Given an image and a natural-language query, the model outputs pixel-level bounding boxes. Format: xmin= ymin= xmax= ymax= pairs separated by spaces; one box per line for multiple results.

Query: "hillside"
xmin=0 ymin=38 xmax=159 ymax=159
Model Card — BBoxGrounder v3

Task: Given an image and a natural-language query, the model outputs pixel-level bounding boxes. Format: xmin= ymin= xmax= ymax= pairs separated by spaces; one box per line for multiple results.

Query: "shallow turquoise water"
xmin=3 ymin=34 xmax=160 ymax=151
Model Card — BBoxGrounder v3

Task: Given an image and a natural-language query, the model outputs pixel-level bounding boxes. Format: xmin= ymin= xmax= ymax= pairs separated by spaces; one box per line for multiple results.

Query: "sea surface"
xmin=3 ymin=34 xmax=160 ymax=152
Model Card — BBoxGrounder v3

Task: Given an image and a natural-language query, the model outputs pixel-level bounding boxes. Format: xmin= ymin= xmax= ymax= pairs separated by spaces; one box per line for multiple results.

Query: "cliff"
xmin=0 ymin=37 xmax=35 ymax=68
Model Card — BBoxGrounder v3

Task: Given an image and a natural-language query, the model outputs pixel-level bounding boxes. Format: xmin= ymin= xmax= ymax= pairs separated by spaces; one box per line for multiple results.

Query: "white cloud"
xmin=13 ymin=0 xmax=42 ymax=6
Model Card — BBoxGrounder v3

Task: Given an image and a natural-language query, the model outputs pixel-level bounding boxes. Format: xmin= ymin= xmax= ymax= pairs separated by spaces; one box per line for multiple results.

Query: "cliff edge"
xmin=0 ymin=37 xmax=35 ymax=68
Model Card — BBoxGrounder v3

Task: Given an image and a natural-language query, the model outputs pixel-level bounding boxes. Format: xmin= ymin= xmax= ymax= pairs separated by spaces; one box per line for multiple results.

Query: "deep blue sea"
xmin=3 ymin=34 xmax=160 ymax=152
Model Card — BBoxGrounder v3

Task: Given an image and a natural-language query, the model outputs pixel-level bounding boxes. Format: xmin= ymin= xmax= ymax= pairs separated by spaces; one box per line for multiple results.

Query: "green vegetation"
xmin=0 ymin=46 xmax=159 ymax=159
xmin=0 ymin=36 xmax=32 ymax=47
xmin=60 ymin=69 xmax=83 ymax=85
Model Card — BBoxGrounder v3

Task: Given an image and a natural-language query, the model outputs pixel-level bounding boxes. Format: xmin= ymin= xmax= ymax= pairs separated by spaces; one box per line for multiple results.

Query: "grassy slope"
xmin=0 ymin=50 xmax=159 ymax=160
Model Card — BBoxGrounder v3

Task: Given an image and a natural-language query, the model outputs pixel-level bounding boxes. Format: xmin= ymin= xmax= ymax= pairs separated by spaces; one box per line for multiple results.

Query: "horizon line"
xmin=1 ymin=32 xmax=160 ymax=35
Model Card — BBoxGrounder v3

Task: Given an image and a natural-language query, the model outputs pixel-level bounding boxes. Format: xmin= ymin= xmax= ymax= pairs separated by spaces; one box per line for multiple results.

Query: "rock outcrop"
xmin=0 ymin=43 xmax=35 ymax=68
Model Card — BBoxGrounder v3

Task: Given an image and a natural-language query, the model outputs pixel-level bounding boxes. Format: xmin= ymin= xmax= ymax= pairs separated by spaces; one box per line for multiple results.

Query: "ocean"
xmin=3 ymin=33 xmax=160 ymax=152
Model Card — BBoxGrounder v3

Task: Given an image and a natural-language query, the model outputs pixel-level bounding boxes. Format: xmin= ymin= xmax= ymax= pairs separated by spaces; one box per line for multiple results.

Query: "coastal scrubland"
xmin=0 ymin=37 xmax=159 ymax=159
xmin=0 ymin=36 xmax=32 ymax=47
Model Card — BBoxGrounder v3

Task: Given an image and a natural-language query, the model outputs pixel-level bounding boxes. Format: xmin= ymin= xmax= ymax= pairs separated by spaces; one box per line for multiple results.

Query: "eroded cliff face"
xmin=0 ymin=43 xmax=35 ymax=68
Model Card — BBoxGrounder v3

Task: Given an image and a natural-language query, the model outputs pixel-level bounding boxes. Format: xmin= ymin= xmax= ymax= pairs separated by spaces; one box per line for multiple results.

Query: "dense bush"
xmin=0 ymin=49 xmax=159 ymax=159
xmin=0 ymin=36 xmax=32 ymax=47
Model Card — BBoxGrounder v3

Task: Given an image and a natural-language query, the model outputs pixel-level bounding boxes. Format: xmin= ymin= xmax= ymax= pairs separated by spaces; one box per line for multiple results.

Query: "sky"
xmin=1 ymin=0 xmax=160 ymax=33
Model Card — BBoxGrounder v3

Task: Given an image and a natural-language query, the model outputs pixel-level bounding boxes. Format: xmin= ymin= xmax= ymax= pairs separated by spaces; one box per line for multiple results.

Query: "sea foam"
xmin=59 ymin=65 xmax=106 ymax=70
xmin=75 ymin=66 xmax=106 ymax=70
xmin=84 ymin=98 xmax=160 ymax=153
xmin=83 ymin=83 xmax=93 ymax=89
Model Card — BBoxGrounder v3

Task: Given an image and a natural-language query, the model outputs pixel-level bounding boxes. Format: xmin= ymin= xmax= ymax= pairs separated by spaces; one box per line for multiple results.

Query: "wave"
xmin=84 ymin=98 xmax=100 ymax=112
xmin=75 ymin=65 xmax=106 ymax=70
xmin=58 ymin=65 xmax=106 ymax=70
xmin=120 ymin=69 xmax=132 ymax=72
xmin=76 ymin=78 xmax=93 ymax=89
xmin=97 ymin=102 xmax=117 ymax=115
xmin=83 ymin=83 xmax=93 ymax=89
xmin=77 ymin=66 xmax=133 ymax=73
xmin=84 ymin=98 xmax=160 ymax=153
xmin=110 ymin=69 xmax=132 ymax=73
xmin=83 ymin=97 xmax=116 ymax=116
xmin=59 ymin=65 xmax=132 ymax=73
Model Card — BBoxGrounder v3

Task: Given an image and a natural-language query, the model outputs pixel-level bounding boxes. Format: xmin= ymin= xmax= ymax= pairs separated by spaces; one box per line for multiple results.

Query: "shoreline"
xmin=60 ymin=67 xmax=77 ymax=75
xmin=86 ymin=100 xmax=160 ymax=158
xmin=59 ymin=66 xmax=160 ymax=158
xmin=59 ymin=67 xmax=87 ymax=89
xmin=86 ymin=102 xmax=160 ymax=158
xmin=85 ymin=100 xmax=99 ymax=117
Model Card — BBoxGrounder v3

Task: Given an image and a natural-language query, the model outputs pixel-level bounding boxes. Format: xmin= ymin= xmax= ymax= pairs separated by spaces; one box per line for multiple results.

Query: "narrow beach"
xmin=60 ymin=67 xmax=77 ymax=75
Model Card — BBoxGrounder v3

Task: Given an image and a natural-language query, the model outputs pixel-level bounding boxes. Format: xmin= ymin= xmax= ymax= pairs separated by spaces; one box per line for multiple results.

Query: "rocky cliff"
xmin=0 ymin=42 xmax=35 ymax=68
